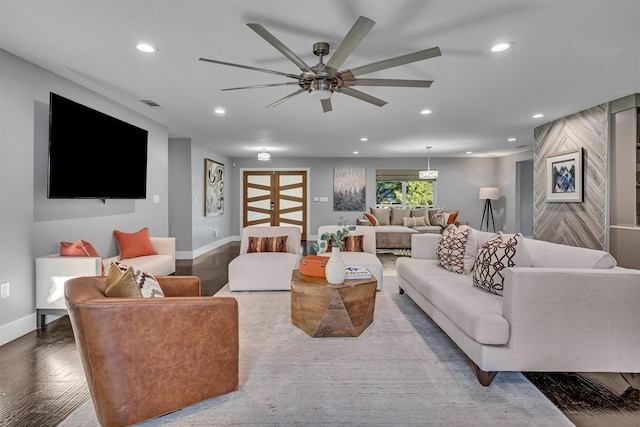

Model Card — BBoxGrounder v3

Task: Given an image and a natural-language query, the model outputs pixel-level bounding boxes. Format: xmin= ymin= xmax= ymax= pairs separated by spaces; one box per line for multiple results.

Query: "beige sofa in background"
xmin=358 ymin=207 xmax=463 ymax=249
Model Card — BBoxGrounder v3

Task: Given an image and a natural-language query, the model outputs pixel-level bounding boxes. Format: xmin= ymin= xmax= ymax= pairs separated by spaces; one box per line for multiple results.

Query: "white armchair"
xmin=228 ymin=226 xmax=301 ymax=291
xmin=317 ymin=225 xmax=383 ymax=290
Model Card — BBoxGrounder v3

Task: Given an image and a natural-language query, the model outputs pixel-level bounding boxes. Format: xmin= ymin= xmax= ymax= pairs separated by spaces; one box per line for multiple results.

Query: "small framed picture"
xmin=546 ymin=148 xmax=583 ymax=203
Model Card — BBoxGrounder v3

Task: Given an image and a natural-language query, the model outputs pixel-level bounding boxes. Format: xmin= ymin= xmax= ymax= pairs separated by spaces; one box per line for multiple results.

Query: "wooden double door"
xmin=242 ymin=171 xmax=307 ymax=240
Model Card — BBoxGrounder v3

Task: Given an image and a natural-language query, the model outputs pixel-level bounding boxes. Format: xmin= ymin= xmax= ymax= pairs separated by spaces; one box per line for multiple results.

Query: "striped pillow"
xmin=326 ymin=235 xmax=364 ymax=252
xmin=247 ymin=235 xmax=288 ymax=253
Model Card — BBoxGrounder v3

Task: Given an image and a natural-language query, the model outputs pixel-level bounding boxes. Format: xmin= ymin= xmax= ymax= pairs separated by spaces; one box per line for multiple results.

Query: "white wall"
xmin=228 ymin=155 xmax=528 ymax=237
xmin=0 ymin=49 xmax=169 ymax=344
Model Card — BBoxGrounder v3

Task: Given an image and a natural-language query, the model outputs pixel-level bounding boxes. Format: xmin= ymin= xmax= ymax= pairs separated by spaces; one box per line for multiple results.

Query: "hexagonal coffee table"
xmin=290 ymin=270 xmax=377 ymax=337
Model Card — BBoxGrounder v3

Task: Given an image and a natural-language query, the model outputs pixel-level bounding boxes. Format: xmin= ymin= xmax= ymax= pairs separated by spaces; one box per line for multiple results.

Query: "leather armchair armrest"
xmin=157 ymin=276 xmax=200 ymax=297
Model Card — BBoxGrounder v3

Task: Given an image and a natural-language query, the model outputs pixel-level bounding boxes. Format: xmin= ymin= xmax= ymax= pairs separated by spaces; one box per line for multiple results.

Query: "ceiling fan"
xmin=199 ymin=16 xmax=441 ymax=113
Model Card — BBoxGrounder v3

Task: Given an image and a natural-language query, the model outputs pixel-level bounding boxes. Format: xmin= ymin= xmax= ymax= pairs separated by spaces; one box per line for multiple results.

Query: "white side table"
xmin=35 ymin=255 xmax=102 ymax=329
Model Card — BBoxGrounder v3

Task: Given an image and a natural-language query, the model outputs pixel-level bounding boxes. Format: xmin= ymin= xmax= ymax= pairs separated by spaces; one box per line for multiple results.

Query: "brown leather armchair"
xmin=65 ymin=275 xmax=239 ymax=427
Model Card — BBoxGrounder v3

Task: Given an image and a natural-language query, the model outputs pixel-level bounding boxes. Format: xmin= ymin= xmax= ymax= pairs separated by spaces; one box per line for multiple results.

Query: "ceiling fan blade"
xmin=346 ymin=78 xmax=433 ymax=88
xmin=325 ymin=16 xmax=375 ymax=71
xmin=199 ymin=58 xmax=299 ymax=79
xmin=247 ymin=23 xmax=315 ymax=74
xmin=221 ymin=82 xmax=300 ymax=91
xmin=337 ymin=87 xmax=387 ymax=107
xmin=345 ymin=47 xmax=442 ymax=77
xmin=321 ymin=98 xmax=332 ymax=113
xmin=266 ymin=88 xmax=306 ymax=108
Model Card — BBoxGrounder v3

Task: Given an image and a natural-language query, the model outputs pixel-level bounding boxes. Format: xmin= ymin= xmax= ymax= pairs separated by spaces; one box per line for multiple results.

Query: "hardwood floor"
xmin=0 ymin=243 xmax=638 ymax=427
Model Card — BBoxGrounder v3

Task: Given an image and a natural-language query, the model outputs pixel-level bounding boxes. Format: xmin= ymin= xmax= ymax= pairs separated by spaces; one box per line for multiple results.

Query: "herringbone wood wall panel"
xmin=533 ymin=104 xmax=607 ymax=249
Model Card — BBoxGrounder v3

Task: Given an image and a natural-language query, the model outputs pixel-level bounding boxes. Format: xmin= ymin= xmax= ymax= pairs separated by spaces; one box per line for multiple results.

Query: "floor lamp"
xmin=479 ymin=187 xmax=499 ymax=232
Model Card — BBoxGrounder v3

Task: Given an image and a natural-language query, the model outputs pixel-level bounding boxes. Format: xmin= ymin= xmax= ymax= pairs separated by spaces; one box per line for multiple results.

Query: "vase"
xmin=325 ymin=246 xmax=346 ymax=284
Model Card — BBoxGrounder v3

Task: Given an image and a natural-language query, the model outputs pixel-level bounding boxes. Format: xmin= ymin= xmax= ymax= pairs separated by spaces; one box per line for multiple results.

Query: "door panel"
xmin=243 ymin=171 xmax=307 ymax=239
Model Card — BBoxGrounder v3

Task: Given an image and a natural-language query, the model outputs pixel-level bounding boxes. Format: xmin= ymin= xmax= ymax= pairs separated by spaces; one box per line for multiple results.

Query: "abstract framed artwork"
xmin=333 ymin=167 xmax=366 ymax=211
xmin=546 ymin=148 xmax=583 ymax=203
xmin=205 ymin=158 xmax=224 ymax=216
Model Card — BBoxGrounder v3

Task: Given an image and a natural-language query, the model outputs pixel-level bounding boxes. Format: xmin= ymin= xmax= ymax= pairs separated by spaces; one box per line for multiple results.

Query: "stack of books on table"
xmin=345 ymin=266 xmax=371 ymax=279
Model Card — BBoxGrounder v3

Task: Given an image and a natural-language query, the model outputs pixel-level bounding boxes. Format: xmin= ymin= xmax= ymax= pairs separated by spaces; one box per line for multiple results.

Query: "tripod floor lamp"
xmin=479 ymin=187 xmax=499 ymax=232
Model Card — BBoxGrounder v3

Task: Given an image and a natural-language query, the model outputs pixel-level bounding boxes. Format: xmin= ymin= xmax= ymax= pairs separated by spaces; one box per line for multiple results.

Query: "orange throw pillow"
xmin=113 ymin=227 xmax=157 ymax=259
xmin=446 ymin=211 xmax=459 ymax=224
xmin=363 ymin=213 xmax=378 ymax=226
xmin=60 ymin=240 xmax=100 ymax=257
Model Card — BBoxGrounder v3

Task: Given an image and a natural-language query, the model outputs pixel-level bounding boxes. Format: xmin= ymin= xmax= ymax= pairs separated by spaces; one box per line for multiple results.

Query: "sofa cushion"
xmin=396 ymin=258 xmax=509 ymax=345
xmin=402 ymin=216 xmax=428 ymax=228
xmin=105 ymin=262 xmax=165 ymax=298
xmin=473 ymin=232 xmax=531 ymax=296
xmin=391 ymin=207 xmax=412 ymax=225
xmin=370 ymin=207 xmax=390 ymax=225
xmin=445 ymin=211 xmax=459 ymax=224
xmin=113 ymin=227 xmax=158 ymax=259
xmin=410 ymin=208 xmax=431 ymax=224
xmin=60 ymin=240 xmax=100 ymax=257
xmin=436 ymin=225 xmax=472 ymax=274
xmin=363 ymin=213 xmax=378 ymax=226
xmin=524 ymin=238 xmax=617 ymax=269
xmin=247 ymin=235 xmax=288 ymax=253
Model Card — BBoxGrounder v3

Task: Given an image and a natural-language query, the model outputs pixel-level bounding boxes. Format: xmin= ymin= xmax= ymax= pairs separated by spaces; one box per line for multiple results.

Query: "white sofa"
xmin=317 ymin=225 xmax=383 ymax=290
xmin=228 ymin=226 xmax=301 ymax=291
xmin=396 ymin=229 xmax=640 ymax=386
xmin=102 ymin=237 xmax=176 ymax=276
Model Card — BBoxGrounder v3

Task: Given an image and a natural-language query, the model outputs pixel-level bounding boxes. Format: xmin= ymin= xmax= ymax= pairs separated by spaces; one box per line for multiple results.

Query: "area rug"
xmin=60 ymin=275 xmax=572 ymax=426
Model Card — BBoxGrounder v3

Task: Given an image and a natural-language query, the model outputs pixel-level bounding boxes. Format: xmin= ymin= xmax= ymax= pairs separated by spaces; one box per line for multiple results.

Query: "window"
xmin=375 ymin=170 xmax=435 ymax=208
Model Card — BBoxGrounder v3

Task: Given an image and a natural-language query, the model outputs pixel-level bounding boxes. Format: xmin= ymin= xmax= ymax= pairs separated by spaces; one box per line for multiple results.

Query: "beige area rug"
xmin=60 ymin=271 xmax=572 ymax=426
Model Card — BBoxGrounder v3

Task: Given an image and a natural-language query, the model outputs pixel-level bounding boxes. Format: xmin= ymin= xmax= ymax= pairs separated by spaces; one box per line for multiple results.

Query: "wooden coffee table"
xmin=290 ymin=270 xmax=377 ymax=337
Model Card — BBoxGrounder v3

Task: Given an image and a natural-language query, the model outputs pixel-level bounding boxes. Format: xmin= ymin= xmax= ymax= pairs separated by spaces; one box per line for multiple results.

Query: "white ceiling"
xmin=1 ymin=0 xmax=639 ymax=159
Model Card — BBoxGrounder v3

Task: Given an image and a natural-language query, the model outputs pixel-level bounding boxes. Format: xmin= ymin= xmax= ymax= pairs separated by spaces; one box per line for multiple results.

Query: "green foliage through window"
xmin=376 ymin=180 xmax=434 ymax=207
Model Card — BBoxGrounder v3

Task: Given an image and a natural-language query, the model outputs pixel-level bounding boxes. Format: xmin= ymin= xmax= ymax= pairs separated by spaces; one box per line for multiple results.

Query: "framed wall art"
xmin=333 ymin=167 xmax=366 ymax=211
xmin=205 ymin=158 xmax=224 ymax=216
xmin=546 ymin=148 xmax=583 ymax=203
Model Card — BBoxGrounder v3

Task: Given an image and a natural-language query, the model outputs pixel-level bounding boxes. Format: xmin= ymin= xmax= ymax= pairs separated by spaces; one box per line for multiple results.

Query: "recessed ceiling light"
xmin=360 ymin=137 xmax=368 ymax=142
xmin=136 ymin=43 xmax=157 ymax=53
xmin=466 ymin=151 xmax=473 ymax=154
xmin=420 ymin=109 xmax=433 ymax=115
xmin=491 ymin=41 xmax=514 ymax=52
xmin=214 ymin=108 xmax=226 ymax=115
xmin=532 ymin=113 xmax=544 ymax=119
xmin=508 ymin=137 xmax=517 ymax=142
xmin=353 ymin=151 xmax=359 ymax=155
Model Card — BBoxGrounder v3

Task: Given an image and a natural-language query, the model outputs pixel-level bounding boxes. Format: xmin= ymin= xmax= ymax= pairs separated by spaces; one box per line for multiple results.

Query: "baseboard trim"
xmin=0 ymin=313 xmax=36 ymax=347
xmin=176 ymin=236 xmax=240 ymax=260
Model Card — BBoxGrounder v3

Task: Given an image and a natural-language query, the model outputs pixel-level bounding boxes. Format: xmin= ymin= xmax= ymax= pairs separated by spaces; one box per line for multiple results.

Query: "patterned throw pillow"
xmin=326 ymin=235 xmax=365 ymax=252
xmin=472 ymin=232 xmax=531 ymax=296
xmin=105 ymin=262 xmax=165 ymax=298
xmin=247 ymin=235 xmax=288 ymax=253
xmin=436 ymin=225 xmax=472 ymax=274
xmin=113 ymin=227 xmax=158 ymax=259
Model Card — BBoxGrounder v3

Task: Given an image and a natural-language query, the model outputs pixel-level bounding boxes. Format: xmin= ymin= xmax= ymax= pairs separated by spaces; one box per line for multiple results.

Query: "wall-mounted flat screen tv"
xmin=48 ymin=92 xmax=148 ymax=199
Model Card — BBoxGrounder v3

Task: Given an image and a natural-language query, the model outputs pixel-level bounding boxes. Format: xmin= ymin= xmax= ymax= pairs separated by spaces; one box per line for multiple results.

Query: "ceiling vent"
xmin=140 ymin=99 xmax=161 ymax=107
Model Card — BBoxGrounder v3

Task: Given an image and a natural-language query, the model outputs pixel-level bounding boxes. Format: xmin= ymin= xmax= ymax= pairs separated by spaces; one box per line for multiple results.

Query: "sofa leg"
xmin=399 ymin=287 xmax=404 ymax=294
xmin=471 ymin=363 xmax=498 ymax=386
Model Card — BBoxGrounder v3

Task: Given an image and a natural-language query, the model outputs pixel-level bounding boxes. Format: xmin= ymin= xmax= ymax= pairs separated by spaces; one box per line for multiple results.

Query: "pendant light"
xmin=419 ymin=146 xmax=438 ymax=180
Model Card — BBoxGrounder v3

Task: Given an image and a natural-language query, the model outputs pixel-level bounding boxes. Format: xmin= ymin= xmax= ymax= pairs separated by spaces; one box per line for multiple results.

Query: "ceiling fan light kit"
xmin=199 ymin=16 xmax=441 ymax=113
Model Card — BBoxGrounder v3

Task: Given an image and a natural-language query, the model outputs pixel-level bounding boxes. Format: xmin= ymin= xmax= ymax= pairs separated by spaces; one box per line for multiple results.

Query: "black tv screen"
xmin=48 ymin=92 xmax=148 ymax=199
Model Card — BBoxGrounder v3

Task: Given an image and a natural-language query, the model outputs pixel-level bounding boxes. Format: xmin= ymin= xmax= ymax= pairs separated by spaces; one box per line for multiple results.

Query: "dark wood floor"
xmin=0 ymin=242 xmax=638 ymax=427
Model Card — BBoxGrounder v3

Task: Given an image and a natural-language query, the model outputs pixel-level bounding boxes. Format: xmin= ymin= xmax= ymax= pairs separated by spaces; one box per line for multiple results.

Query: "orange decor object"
xmin=60 ymin=240 xmax=100 ymax=257
xmin=299 ymin=255 xmax=327 ymax=277
xmin=113 ymin=227 xmax=157 ymax=259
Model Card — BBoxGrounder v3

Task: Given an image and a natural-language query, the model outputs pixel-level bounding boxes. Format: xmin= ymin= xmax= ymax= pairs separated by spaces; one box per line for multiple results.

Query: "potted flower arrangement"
xmin=432 ymin=208 xmax=448 ymax=230
xmin=312 ymin=217 xmax=356 ymax=284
